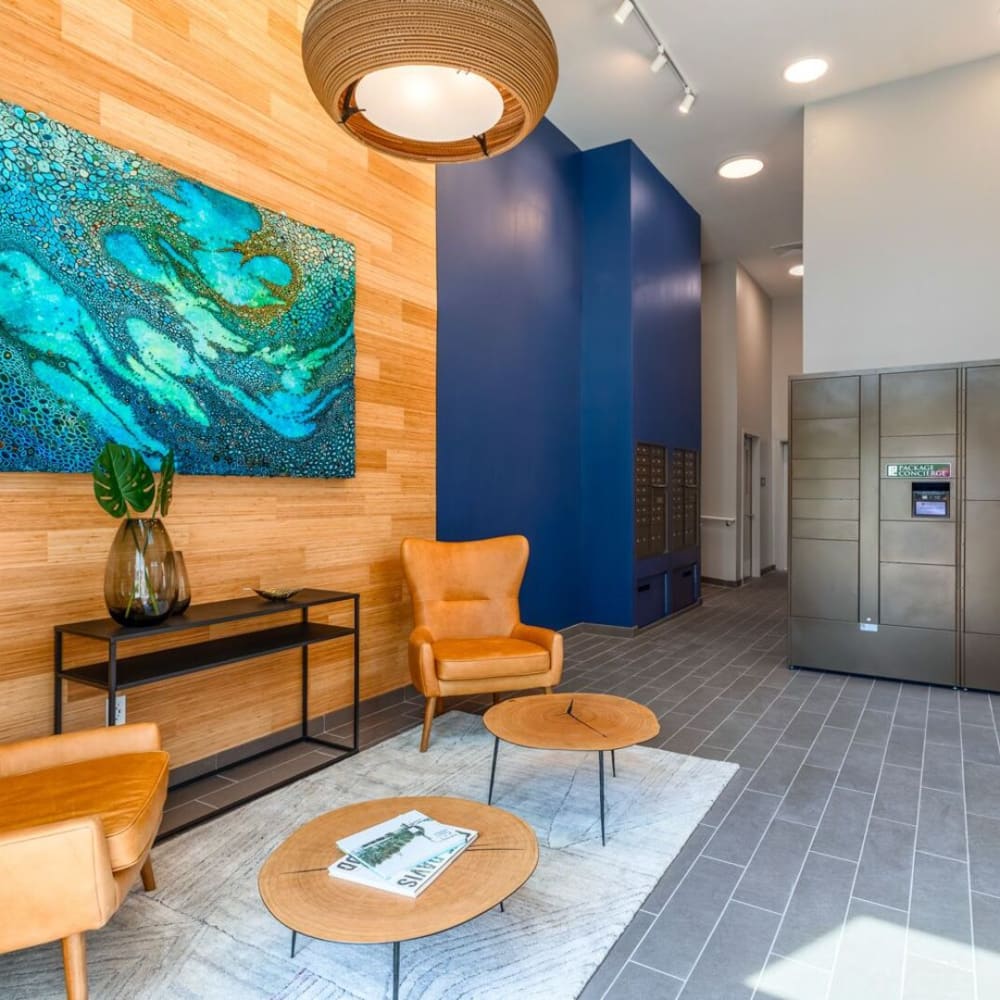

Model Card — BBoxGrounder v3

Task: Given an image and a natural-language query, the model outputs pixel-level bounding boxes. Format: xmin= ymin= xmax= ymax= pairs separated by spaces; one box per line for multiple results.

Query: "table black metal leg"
xmin=107 ymin=640 xmax=118 ymax=727
xmin=392 ymin=941 xmax=400 ymax=1000
xmin=611 ymin=749 xmax=617 ymax=777
xmin=499 ymin=899 xmax=505 ymax=913
xmin=487 ymin=735 xmax=499 ymax=804
xmin=301 ymin=607 xmax=309 ymax=740
xmin=598 ymin=750 xmax=606 ymax=846
xmin=54 ymin=630 xmax=63 ymax=734
xmin=290 ymin=930 xmax=297 ymax=959
xmin=353 ymin=596 xmax=361 ymax=751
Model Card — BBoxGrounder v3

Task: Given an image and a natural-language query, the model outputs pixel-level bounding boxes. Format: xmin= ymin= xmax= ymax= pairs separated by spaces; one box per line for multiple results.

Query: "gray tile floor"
xmin=164 ymin=573 xmax=1000 ymax=998
xmin=570 ymin=574 xmax=1000 ymax=1000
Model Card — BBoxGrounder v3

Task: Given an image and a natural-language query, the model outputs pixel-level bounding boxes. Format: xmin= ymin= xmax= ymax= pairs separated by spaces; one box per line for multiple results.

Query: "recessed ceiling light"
xmin=718 ymin=156 xmax=764 ymax=180
xmin=783 ymin=58 xmax=828 ymax=84
xmin=789 ymin=264 xmax=804 ymax=277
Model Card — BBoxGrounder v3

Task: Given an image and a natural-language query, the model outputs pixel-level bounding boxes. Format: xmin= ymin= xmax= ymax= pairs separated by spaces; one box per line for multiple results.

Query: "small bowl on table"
xmin=251 ymin=587 xmax=302 ymax=602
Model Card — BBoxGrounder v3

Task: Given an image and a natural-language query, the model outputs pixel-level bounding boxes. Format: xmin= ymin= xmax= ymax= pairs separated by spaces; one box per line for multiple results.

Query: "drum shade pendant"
xmin=301 ymin=0 xmax=559 ymax=163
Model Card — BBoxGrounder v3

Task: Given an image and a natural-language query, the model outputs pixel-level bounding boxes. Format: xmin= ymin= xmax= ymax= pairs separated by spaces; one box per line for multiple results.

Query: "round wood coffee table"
xmin=258 ymin=795 xmax=537 ymax=999
xmin=483 ymin=692 xmax=660 ymax=845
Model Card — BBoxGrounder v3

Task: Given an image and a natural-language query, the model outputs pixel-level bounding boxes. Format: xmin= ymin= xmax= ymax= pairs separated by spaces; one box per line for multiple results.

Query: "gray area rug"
xmin=1 ymin=712 xmax=737 ymax=999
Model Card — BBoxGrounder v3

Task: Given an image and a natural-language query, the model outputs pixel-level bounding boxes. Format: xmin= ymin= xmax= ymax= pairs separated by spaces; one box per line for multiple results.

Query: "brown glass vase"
xmin=104 ymin=517 xmax=178 ymax=626
xmin=169 ymin=550 xmax=192 ymax=615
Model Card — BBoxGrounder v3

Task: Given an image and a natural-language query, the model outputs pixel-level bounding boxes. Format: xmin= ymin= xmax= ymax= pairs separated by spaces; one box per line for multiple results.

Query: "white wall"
xmin=736 ymin=266 xmax=772 ymax=574
xmin=803 ymin=55 xmax=1000 ymax=373
xmin=701 ymin=261 xmax=739 ymax=582
xmin=701 ymin=262 xmax=775 ymax=583
xmin=770 ymin=297 xmax=803 ymax=572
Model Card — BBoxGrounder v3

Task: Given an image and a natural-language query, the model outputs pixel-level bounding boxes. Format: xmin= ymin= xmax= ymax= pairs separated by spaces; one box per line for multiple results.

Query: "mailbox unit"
xmin=788 ymin=360 xmax=1000 ymax=691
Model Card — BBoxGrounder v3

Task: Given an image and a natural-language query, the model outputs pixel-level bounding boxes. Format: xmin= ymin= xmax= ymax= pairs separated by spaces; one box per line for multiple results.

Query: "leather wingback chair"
xmin=0 ymin=723 xmax=169 ymax=999
xmin=401 ymin=535 xmax=563 ymax=751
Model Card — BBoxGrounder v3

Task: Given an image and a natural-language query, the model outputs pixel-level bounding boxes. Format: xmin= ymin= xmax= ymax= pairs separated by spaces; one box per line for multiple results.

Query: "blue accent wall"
xmin=579 ymin=142 xmax=635 ymax=627
xmin=436 ymin=119 xmax=582 ymax=629
xmin=629 ymin=145 xmax=701 ymax=454
xmin=628 ymin=144 xmax=703 ymax=616
xmin=436 ymin=128 xmax=701 ymax=631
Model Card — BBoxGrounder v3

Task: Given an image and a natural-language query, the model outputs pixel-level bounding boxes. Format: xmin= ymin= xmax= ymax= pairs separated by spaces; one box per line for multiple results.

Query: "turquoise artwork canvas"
xmin=0 ymin=101 xmax=356 ymax=478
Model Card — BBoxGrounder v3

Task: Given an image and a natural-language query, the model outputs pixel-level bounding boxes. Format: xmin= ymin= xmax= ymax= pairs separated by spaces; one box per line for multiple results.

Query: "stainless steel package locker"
xmin=788 ymin=360 xmax=1000 ymax=692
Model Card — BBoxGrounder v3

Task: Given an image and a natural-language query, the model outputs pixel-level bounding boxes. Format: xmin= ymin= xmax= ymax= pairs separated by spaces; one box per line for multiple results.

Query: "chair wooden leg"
xmin=492 ymin=692 xmax=501 ymax=705
xmin=420 ymin=697 xmax=437 ymax=752
xmin=62 ymin=932 xmax=88 ymax=1000
xmin=140 ymin=856 xmax=156 ymax=892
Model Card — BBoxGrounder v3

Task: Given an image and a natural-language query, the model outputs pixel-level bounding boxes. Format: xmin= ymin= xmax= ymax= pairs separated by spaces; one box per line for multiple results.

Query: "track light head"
xmin=678 ymin=89 xmax=696 ymax=114
xmin=650 ymin=47 xmax=667 ymax=73
xmin=613 ymin=0 xmax=634 ymax=25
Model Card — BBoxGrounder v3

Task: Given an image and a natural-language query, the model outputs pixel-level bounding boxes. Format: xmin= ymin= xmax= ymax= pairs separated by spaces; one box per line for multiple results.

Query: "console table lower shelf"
xmin=53 ymin=589 xmax=360 ymax=837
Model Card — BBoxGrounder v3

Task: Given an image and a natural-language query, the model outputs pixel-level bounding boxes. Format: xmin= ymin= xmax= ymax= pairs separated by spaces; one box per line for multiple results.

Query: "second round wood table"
xmin=258 ymin=795 xmax=538 ymax=999
xmin=483 ymin=692 xmax=660 ymax=845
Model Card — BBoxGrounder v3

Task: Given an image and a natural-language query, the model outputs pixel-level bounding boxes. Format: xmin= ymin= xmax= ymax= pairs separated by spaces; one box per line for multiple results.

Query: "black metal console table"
xmin=54 ymin=589 xmax=360 ymax=823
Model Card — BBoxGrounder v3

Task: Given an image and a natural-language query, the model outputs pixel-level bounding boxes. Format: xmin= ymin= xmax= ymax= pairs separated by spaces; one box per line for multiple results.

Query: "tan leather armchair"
xmin=401 ymin=535 xmax=564 ymax=751
xmin=0 ymin=723 xmax=169 ymax=999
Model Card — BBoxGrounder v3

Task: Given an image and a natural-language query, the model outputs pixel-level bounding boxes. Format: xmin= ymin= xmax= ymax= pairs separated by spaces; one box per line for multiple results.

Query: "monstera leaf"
xmin=92 ymin=442 xmax=155 ymax=518
xmin=155 ymin=449 xmax=175 ymax=517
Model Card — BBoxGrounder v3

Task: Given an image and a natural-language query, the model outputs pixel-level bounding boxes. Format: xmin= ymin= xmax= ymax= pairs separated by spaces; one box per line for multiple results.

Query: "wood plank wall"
xmin=0 ymin=0 xmax=436 ymax=766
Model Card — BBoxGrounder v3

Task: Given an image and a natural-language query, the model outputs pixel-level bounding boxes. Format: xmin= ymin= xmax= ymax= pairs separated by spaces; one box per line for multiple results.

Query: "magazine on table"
xmin=335 ymin=810 xmax=477 ymax=881
xmin=328 ymin=838 xmax=474 ymax=898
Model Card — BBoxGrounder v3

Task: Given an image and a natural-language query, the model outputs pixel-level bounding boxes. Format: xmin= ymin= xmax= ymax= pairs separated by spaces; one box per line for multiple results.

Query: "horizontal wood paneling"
xmin=0 ymin=0 xmax=436 ymax=766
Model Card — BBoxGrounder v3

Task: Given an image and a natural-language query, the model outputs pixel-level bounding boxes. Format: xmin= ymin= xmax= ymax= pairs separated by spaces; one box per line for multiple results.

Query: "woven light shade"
xmin=302 ymin=0 xmax=559 ymax=163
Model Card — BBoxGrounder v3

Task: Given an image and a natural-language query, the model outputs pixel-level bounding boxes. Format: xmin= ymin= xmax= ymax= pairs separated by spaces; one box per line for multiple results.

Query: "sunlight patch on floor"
xmin=748 ymin=914 xmax=992 ymax=1000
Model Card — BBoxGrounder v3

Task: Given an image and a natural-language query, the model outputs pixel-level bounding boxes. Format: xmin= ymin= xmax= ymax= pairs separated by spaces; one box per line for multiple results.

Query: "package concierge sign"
xmin=885 ymin=464 xmax=953 ymax=478
xmin=0 ymin=101 xmax=356 ymax=478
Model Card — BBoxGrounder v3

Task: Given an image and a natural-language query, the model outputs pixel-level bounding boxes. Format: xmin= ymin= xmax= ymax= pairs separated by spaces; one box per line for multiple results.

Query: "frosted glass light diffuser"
xmin=356 ymin=65 xmax=504 ymax=143
xmin=718 ymin=156 xmax=764 ymax=179
xmin=783 ymin=58 xmax=828 ymax=83
xmin=789 ymin=264 xmax=804 ymax=277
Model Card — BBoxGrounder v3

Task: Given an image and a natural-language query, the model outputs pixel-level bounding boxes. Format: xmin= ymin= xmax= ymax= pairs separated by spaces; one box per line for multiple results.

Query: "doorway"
xmin=742 ymin=433 xmax=761 ymax=581
xmin=775 ymin=440 xmax=789 ymax=572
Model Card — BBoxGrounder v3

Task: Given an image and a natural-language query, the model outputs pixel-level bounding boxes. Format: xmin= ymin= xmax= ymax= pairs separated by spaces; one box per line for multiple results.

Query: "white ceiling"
xmin=537 ymin=0 xmax=1000 ymax=298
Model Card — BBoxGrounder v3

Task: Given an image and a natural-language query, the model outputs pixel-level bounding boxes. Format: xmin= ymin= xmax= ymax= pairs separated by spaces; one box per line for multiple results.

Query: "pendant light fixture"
xmin=302 ymin=0 xmax=559 ymax=163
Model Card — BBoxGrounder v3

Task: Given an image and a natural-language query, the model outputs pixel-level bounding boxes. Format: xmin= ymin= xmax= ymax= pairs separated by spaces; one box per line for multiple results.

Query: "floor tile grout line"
xmin=866 ymin=757 xmax=921 ymax=773
xmin=913 ymin=846 xmax=971 ymax=864
xmin=960 ymin=695 xmax=980 ymax=1000
xmin=735 ymin=898 xmax=785 ymax=917
xmin=749 ymin=664 xmax=883 ymax=999
xmin=809 ymin=846 xmax=862 ymax=865
xmin=694 ymin=853 xmax=746 ymax=870
xmin=869 ymin=815 xmax=917 ymax=830
xmin=849 ymin=893 xmax=908 ymax=914
xmin=820 ymin=680 xmax=903 ymax=1000
xmin=626 ymin=959 xmax=683 ymax=981
xmin=898 ymin=686 xmax=931 ymax=999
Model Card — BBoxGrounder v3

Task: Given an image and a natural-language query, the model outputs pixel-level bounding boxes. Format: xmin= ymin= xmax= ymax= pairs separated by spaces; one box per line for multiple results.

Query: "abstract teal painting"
xmin=0 ymin=101 xmax=355 ymax=477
